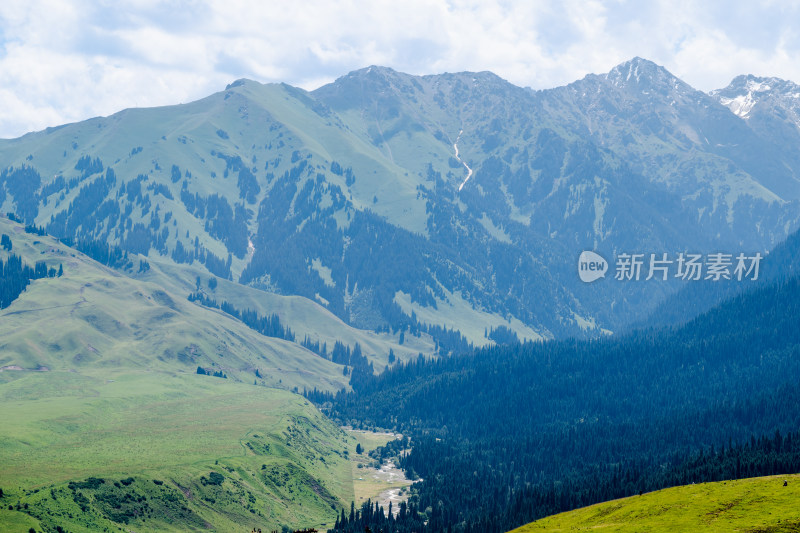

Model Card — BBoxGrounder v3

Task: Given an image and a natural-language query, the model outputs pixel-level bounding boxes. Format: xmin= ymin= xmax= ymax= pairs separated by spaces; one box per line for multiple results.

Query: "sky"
xmin=1 ymin=0 xmax=799 ymax=139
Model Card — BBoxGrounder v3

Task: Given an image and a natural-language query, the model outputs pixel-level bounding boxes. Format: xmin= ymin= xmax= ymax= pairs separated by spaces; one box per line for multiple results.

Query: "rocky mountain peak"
xmin=711 ymin=74 xmax=800 ymax=119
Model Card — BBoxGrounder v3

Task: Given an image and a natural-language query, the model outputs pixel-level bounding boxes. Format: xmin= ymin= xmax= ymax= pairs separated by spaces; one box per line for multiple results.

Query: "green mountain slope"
xmin=0 ymin=219 xmax=387 ymax=531
xmin=144 ymin=257 xmax=435 ymax=370
xmin=510 ymin=474 xmax=800 ymax=532
xmin=0 ymin=371 xmax=354 ymax=532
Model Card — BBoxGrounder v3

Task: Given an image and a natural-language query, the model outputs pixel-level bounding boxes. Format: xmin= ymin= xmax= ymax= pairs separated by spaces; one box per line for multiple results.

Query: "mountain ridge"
xmin=1 ymin=57 xmax=799 ymax=342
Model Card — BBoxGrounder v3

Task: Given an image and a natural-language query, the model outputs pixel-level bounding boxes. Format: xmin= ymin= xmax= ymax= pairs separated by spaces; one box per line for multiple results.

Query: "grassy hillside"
xmin=0 ymin=218 xmax=387 ymax=530
xmin=146 ymin=257 xmax=435 ymax=370
xmin=0 ymin=216 xmax=358 ymax=391
xmin=511 ymin=474 xmax=800 ymax=533
xmin=0 ymin=370 xmax=354 ymax=531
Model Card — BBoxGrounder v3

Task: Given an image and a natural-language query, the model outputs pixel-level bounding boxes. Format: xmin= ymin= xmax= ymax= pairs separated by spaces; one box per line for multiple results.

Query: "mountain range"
xmin=3 ymin=56 xmax=800 ymax=532
xmin=1 ymin=56 xmax=799 ymax=348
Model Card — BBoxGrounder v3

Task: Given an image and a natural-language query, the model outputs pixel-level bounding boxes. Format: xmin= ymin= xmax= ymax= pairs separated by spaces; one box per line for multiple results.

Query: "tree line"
xmin=0 ymin=245 xmax=62 ymax=309
xmin=188 ymin=291 xmax=295 ymax=342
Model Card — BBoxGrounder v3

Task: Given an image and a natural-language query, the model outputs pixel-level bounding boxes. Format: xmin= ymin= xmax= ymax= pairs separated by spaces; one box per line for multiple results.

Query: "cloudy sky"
xmin=1 ymin=0 xmax=799 ymax=138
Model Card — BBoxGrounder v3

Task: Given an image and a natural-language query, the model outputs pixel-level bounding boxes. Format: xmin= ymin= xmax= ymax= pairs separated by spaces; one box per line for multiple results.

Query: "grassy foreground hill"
xmin=511 ymin=474 xmax=800 ymax=533
xmin=0 ymin=371 xmax=353 ymax=531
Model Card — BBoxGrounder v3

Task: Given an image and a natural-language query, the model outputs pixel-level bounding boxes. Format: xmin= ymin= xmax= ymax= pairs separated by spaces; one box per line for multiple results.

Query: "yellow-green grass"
xmin=0 ymin=370 xmax=355 ymax=531
xmin=0 ymin=508 xmax=42 ymax=531
xmin=347 ymin=428 xmax=399 ymax=455
xmin=511 ymin=473 xmax=800 ymax=533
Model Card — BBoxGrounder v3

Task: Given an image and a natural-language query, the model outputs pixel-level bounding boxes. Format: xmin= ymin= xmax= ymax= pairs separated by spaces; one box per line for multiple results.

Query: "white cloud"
xmin=0 ymin=0 xmax=799 ymax=138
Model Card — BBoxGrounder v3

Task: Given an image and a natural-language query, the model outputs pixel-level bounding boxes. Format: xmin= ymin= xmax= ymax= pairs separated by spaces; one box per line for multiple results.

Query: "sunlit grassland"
xmin=0 ymin=370 xmax=355 ymax=531
xmin=511 ymin=473 xmax=800 ymax=533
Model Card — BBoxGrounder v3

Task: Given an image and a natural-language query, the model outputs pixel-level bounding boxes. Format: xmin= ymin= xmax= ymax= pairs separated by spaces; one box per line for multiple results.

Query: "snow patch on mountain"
xmin=718 ymin=92 xmax=758 ymax=118
xmin=604 ymin=57 xmax=693 ymax=98
xmin=593 ymin=192 xmax=610 ymax=243
xmin=717 ymin=79 xmax=773 ymax=118
xmin=712 ymin=75 xmax=800 ymax=125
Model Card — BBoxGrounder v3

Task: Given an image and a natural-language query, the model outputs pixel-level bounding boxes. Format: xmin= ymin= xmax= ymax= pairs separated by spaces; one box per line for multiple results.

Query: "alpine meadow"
xmin=2 ymin=31 xmax=800 ymax=533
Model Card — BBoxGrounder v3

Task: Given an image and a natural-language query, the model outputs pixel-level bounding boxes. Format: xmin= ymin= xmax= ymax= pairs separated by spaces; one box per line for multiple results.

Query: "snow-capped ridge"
xmin=711 ymin=74 xmax=800 ymax=120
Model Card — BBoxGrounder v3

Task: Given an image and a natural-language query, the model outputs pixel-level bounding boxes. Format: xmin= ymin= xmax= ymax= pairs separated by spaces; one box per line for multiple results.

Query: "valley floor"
xmin=347 ymin=429 xmax=415 ymax=513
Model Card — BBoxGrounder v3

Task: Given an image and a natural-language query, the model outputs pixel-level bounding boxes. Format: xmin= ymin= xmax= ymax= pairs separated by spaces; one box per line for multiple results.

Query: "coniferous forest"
xmin=188 ymin=291 xmax=296 ymax=341
xmin=0 ymin=236 xmax=61 ymax=309
xmin=309 ymin=274 xmax=800 ymax=532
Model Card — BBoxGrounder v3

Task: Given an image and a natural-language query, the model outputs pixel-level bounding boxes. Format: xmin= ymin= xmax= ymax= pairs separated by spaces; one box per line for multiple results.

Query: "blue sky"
xmin=1 ymin=0 xmax=799 ymax=138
